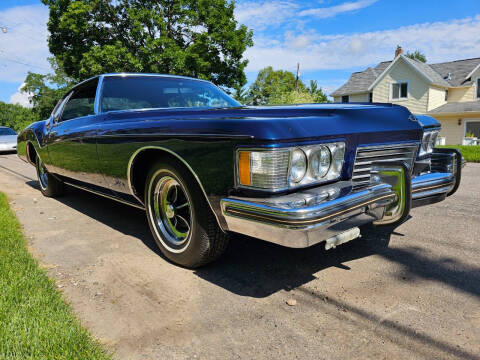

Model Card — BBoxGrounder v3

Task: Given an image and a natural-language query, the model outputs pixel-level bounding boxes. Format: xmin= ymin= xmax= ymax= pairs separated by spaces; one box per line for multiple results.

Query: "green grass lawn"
xmin=0 ymin=192 xmax=111 ymax=360
xmin=437 ymin=145 xmax=480 ymax=163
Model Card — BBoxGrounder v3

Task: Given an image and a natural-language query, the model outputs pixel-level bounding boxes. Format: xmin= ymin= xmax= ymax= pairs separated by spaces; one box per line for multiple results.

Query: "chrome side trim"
xmin=101 ymin=72 xmax=211 ymax=83
xmin=126 ymin=146 xmax=225 ymax=231
xmin=64 ymin=181 xmax=145 ymax=210
xmin=97 ymin=133 xmax=254 ymax=139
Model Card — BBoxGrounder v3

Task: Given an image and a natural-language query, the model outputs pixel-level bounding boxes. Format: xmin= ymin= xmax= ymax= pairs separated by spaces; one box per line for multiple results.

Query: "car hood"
xmin=0 ymin=135 xmax=17 ymax=144
xmin=102 ymin=103 xmax=423 ymax=145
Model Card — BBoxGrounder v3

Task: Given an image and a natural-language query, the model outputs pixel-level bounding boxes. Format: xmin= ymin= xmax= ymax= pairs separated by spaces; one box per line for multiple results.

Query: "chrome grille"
xmin=352 ymin=143 xmax=418 ymax=187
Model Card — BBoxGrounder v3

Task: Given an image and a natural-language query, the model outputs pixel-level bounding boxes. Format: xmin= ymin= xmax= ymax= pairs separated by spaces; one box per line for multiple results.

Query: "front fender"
xmin=17 ymin=120 xmax=50 ymax=166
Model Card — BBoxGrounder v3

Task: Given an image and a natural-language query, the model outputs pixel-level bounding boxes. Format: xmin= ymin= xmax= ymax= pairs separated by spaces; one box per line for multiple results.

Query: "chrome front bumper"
xmin=221 ymin=149 xmax=462 ymax=249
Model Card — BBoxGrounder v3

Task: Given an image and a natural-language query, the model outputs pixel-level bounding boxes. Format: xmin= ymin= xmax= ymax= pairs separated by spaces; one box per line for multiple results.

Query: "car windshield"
xmin=101 ymin=76 xmax=241 ymax=112
xmin=0 ymin=128 xmax=16 ymax=136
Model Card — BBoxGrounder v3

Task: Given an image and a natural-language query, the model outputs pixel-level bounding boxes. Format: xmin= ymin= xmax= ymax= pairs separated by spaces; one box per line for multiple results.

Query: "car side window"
xmin=52 ymin=94 xmax=71 ymax=121
xmin=60 ymin=78 xmax=99 ymax=122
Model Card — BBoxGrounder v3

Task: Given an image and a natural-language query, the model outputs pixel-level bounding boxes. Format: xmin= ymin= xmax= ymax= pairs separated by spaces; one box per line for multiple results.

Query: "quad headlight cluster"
xmin=237 ymin=142 xmax=346 ymax=191
xmin=418 ymin=129 xmax=440 ymax=157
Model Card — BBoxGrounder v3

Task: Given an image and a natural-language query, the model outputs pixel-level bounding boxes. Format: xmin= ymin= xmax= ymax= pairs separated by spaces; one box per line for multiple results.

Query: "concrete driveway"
xmin=0 ymin=153 xmax=479 ymax=360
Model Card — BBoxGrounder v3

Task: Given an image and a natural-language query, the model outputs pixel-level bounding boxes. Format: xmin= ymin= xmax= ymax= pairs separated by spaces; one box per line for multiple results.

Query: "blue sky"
xmin=1 ymin=0 xmax=480 ymax=105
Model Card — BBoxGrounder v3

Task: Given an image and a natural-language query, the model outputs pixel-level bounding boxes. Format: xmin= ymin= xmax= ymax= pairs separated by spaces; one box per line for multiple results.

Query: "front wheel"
xmin=145 ymin=161 xmax=229 ymax=268
xmin=36 ymin=156 xmax=64 ymax=197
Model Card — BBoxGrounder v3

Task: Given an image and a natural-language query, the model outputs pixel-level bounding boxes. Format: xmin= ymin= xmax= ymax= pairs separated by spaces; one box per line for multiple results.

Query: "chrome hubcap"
xmin=152 ymin=176 xmax=192 ymax=248
xmin=38 ymin=158 xmax=48 ymax=189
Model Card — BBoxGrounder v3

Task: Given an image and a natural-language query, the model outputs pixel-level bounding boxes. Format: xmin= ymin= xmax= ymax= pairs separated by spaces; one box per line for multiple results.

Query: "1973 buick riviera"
xmin=17 ymin=74 xmax=463 ymax=267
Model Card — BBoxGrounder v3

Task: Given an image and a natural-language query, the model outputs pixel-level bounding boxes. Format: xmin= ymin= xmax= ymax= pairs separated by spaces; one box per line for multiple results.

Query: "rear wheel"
xmin=36 ymin=156 xmax=64 ymax=197
xmin=145 ymin=160 xmax=229 ymax=268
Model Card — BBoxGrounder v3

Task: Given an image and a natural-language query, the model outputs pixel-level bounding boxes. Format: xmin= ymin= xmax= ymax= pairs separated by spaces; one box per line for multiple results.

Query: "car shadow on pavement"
xmin=197 ymin=224 xmax=480 ymax=299
xmin=34 ymin=181 xmax=480 ymax=302
xmin=33 ymin=184 xmax=167 ymax=258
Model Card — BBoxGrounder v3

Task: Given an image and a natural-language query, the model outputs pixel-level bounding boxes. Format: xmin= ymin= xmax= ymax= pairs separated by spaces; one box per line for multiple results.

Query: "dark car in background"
xmin=17 ymin=74 xmax=463 ymax=267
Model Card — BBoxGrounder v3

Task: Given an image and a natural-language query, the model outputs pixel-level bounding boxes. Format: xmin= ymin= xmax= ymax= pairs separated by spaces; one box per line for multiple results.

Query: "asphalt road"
xmin=0 ymin=153 xmax=479 ymax=360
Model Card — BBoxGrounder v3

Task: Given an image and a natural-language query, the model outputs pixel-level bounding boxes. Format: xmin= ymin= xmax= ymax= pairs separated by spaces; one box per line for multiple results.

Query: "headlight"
xmin=289 ymin=149 xmax=307 ymax=183
xmin=330 ymin=143 xmax=346 ymax=178
xmin=418 ymin=129 xmax=439 ymax=157
xmin=310 ymin=146 xmax=330 ymax=179
xmin=237 ymin=142 xmax=345 ymax=191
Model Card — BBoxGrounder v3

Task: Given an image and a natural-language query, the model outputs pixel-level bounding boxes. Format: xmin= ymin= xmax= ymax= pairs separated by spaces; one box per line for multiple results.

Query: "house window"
xmin=445 ymin=90 xmax=448 ymax=101
xmin=477 ymin=78 xmax=480 ymax=99
xmin=465 ymin=121 xmax=480 ymax=144
xmin=369 ymin=92 xmax=373 ymax=103
xmin=391 ymin=82 xmax=408 ymax=100
xmin=342 ymin=95 xmax=349 ymax=103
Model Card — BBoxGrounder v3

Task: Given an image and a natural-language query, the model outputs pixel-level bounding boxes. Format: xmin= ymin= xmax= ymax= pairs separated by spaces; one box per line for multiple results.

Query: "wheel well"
xmin=129 ymin=148 xmax=225 ymax=232
xmin=26 ymin=142 xmax=37 ymax=165
xmin=130 ymin=148 xmax=199 ymax=204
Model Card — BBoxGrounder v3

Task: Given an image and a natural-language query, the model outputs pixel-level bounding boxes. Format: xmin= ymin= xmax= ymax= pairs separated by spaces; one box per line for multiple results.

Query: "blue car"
xmin=17 ymin=73 xmax=463 ymax=267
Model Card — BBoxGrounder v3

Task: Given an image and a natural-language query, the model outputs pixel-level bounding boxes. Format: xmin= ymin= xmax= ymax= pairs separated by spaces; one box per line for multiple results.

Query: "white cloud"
xmin=235 ymin=1 xmax=298 ymax=31
xmin=9 ymin=83 xmax=32 ymax=107
xmin=245 ymin=15 xmax=480 ymax=73
xmin=285 ymin=31 xmax=312 ymax=48
xmin=0 ymin=4 xmax=51 ymax=83
xmin=298 ymin=0 xmax=379 ymax=19
xmin=235 ymin=0 xmax=378 ymax=32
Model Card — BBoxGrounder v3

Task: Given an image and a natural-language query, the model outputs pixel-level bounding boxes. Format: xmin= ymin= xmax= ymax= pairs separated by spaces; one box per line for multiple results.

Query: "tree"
xmin=0 ymin=102 xmax=37 ymax=132
xmin=406 ymin=50 xmax=427 ymax=63
xmin=247 ymin=66 xmax=306 ymax=105
xmin=307 ymin=80 xmax=329 ymax=103
xmin=269 ymin=90 xmax=315 ymax=105
xmin=232 ymin=85 xmax=248 ymax=104
xmin=246 ymin=67 xmax=330 ymax=105
xmin=21 ymin=58 xmax=74 ymax=120
xmin=41 ymin=0 xmax=253 ymax=89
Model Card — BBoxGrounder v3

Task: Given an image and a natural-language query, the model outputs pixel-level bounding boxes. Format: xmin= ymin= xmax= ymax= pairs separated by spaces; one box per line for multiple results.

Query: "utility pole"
xmin=295 ymin=62 xmax=300 ymax=90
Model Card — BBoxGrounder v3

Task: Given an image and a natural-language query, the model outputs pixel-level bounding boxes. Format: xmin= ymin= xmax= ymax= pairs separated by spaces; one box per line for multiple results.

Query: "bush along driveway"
xmin=437 ymin=145 xmax=480 ymax=162
xmin=0 ymin=192 xmax=110 ymax=360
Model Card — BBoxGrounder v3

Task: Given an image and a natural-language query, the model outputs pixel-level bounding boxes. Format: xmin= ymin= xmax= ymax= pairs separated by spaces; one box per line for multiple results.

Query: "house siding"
xmin=433 ymin=114 xmax=480 ymax=145
xmin=349 ymin=93 xmax=369 ymax=102
xmin=428 ymin=86 xmax=447 ymax=111
xmin=372 ymin=58 xmax=429 ymax=114
xmin=434 ymin=116 xmax=465 ymax=145
xmin=448 ymin=86 xmax=475 ymax=102
xmin=333 ymin=93 xmax=369 ymax=103
xmin=437 ymin=116 xmax=464 ymax=145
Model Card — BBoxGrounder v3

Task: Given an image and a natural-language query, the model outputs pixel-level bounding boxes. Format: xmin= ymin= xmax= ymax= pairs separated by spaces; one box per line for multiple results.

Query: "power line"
xmin=0 ymin=50 xmax=50 ymax=71
xmin=0 ymin=56 xmax=50 ymax=71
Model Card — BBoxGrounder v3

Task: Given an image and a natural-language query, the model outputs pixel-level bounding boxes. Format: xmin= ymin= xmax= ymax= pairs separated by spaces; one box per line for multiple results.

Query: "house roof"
xmin=427 ymin=100 xmax=480 ymax=115
xmin=331 ymin=56 xmax=480 ymax=97
xmin=330 ymin=67 xmax=378 ymax=96
xmin=430 ymin=58 xmax=480 ymax=87
xmin=402 ymin=56 xmax=451 ymax=87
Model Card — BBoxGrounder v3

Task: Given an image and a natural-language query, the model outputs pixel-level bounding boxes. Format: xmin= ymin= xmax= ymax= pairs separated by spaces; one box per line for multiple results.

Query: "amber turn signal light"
xmin=238 ymin=151 xmax=251 ymax=185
